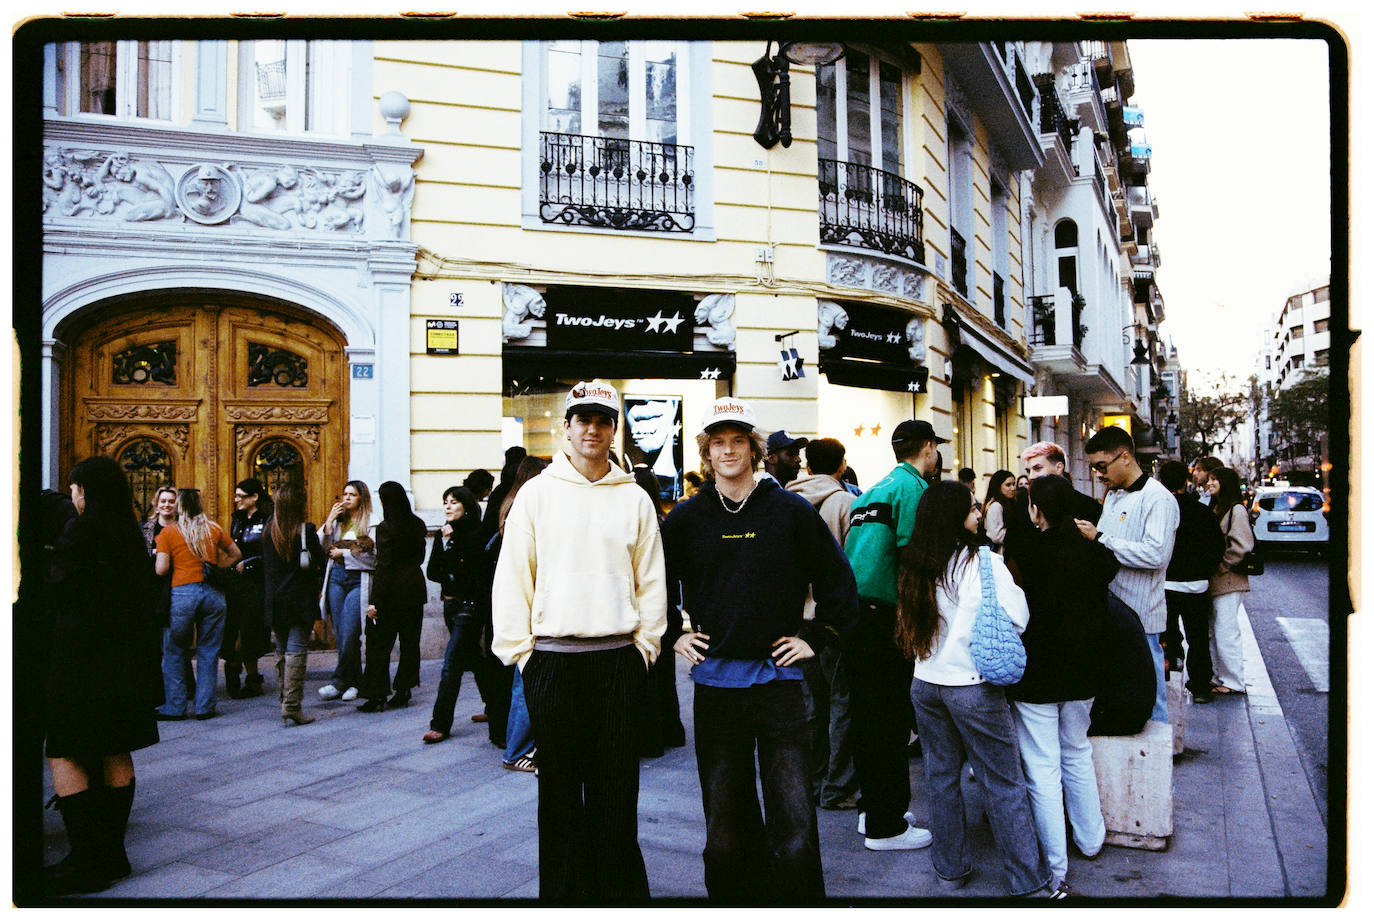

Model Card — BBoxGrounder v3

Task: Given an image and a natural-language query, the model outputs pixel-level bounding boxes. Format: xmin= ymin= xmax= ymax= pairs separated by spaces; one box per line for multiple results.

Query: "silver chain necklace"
xmin=717 ymin=482 xmax=757 ymax=515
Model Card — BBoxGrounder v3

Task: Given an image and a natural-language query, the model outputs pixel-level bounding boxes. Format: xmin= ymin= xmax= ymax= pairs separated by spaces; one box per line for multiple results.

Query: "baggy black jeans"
xmin=359 ymin=603 xmax=422 ymax=701
xmin=521 ymin=644 xmax=649 ymax=904
xmin=1164 ymin=589 xmax=1214 ymax=696
xmin=693 ymin=679 xmax=825 ymax=904
xmin=429 ymin=598 xmax=507 ymax=738
xmin=846 ymin=600 xmax=916 ymax=839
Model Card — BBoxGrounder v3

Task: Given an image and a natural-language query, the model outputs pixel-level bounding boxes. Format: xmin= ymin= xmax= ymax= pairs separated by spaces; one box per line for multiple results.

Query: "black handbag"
xmin=1237 ymin=549 xmax=1264 ymax=577
xmin=202 ymin=560 xmax=235 ymax=590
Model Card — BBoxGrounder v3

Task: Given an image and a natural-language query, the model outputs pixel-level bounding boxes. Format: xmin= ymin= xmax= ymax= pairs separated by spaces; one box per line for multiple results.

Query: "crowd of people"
xmin=40 ymin=379 xmax=1260 ymax=902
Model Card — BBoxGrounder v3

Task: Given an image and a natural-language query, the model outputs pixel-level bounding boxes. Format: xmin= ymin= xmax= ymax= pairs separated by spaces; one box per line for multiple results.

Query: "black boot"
xmin=101 ymin=782 xmax=135 ymax=880
xmin=45 ymin=789 xmax=112 ymax=896
xmin=224 ymin=661 xmax=242 ymax=699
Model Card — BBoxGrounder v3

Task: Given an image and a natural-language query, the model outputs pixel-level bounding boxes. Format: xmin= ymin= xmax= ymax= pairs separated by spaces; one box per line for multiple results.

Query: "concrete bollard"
xmin=1090 ymin=719 xmax=1173 ymax=850
xmin=1166 ymin=672 xmax=1186 ymax=755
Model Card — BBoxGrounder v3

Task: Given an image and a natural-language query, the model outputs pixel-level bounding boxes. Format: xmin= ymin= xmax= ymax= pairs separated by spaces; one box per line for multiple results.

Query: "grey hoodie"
xmin=787 ymin=473 xmax=856 ymax=621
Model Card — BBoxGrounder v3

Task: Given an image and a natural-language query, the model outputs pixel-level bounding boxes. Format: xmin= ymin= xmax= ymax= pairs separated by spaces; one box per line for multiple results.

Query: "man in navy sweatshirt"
xmin=662 ymin=398 xmax=858 ymax=904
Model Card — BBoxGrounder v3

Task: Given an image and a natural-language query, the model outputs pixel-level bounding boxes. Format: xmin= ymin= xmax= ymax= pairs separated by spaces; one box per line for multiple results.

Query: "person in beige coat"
xmin=1206 ymin=468 xmax=1254 ymax=695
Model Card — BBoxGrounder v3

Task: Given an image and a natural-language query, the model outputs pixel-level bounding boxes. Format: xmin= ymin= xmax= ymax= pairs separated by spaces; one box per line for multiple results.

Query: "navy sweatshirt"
xmin=661 ymin=477 xmax=859 ymax=661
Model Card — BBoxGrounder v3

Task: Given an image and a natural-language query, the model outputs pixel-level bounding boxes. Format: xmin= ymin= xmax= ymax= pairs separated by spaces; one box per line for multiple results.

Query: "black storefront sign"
xmin=543 ymin=286 xmax=696 ymax=352
xmin=821 ymin=301 xmax=928 ymax=393
xmin=832 ymin=301 xmax=917 ymax=364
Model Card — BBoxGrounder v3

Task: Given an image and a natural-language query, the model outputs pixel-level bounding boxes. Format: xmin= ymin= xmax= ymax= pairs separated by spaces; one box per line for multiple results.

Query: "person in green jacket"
xmin=843 ymin=419 xmax=946 ymax=851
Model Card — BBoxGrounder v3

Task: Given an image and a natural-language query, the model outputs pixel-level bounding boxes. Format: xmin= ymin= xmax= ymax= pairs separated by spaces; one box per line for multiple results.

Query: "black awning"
xmin=820 ymin=356 xmax=929 ymax=394
xmin=503 ymin=348 xmax=735 ymax=384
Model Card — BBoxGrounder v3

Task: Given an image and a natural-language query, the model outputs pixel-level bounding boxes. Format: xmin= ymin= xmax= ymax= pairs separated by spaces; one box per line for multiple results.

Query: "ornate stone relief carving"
xmin=501 ymin=284 xmax=547 ymax=343
xmin=694 ymin=294 xmax=736 ymax=349
xmin=826 ymin=253 xmax=930 ymax=305
xmin=817 ymin=301 xmax=849 ymax=350
xmin=41 ymin=147 xmax=399 ymax=237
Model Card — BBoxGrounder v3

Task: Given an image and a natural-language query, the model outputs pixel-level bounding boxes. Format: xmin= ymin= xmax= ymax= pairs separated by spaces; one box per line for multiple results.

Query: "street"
xmin=1240 ymin=550 xmax=1332 ymax=824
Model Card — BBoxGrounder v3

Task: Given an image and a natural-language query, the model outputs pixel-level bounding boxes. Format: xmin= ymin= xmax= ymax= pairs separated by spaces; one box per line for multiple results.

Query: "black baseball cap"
xmin=767 ymin=430 xmax=809 ymax=454
xmin=890 ymin=419 xmax=949 ymax=447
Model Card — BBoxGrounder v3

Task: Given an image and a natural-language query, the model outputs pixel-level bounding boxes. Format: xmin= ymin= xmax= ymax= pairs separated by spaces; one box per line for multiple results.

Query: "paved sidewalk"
xmin=40 ymin=604 xmax=1333 ymax=903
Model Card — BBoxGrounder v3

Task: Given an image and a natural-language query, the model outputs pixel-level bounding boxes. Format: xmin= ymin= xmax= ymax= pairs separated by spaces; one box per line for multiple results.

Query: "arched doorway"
xmin=60 ymin=295 xmax=348 ymax=525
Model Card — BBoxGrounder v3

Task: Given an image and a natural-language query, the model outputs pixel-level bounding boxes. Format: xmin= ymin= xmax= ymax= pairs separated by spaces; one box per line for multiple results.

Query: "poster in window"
xmin=623 ymin=395 xmax=683 ymax=502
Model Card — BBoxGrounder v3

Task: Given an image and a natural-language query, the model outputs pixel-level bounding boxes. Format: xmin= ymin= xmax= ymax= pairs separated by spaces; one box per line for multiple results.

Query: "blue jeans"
xmin=504 ymin=667 xmax=535 ymax=762
xmin=274 ymin=624 xmax=311 ymax=655
xmin=326 ymin=564 xmax=363 ymax=689
xmin=159 ymin=581 xmax=227 ymax=717
xmin=1146 ymin=632 xmax=1169 ymax=723
xmin=693 ymin=679 xmax=824 ymax=903
xmin=911 ymin=678 xmax=1050 ymax=896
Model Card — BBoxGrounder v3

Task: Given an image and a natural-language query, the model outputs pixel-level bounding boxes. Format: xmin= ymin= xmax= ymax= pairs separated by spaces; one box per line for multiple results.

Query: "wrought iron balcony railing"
xmin=1033 ymin=72 xmax=1076 ymax=154
xmin=817 ymin=158 xmax=925 ymax=264
xmin=950 ymin=227 xmax=969 ymax=299
xmin=1029 ymin=294 xmax=1055 ymax=346
xmin=539 ymin=131 xmax=695 ymax=233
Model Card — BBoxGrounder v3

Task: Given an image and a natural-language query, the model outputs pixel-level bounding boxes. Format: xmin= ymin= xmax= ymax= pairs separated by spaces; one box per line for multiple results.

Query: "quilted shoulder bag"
xmin=968 ymin=545 xmax=1027 ymax=686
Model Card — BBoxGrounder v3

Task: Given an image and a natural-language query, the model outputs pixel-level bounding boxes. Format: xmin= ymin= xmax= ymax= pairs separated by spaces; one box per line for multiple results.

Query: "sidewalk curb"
xmin=1238 ymin=602 xmax=1331 ymax=898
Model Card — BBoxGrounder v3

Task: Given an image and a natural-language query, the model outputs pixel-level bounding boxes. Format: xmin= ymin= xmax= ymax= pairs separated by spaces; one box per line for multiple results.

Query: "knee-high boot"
xmin=45 ymin=789 xmax=111 ymax=895
xmin=276 ymin=653 xmax=286 ymax=703
xmin=101 ymin=780 xmax=135 ymax=880
xmin=282 ymin=652 xmax=316 ymax=726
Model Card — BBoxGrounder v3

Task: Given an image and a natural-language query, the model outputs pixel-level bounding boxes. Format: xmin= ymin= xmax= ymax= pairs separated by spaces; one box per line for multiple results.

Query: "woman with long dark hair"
xmin=1206 ymin=467 xmax=1255 ymax=696
xmin=44 ymin=456 xmax=162 ymax=895
xmin=261 ymin=483 xmax=326 ymax=726
xmin=318 ymin=480 xmax=375 ymax=702
xmin=981 ymin=469 xmax=1018 ymax=553
xmin=357 ymin=481 xmax=429 ymax=712
xmin=895 ymin=481 xmax=1058 ymax=898
xmin=422 ymin=485 xmax=491 ymax=743
xmin=1007 ymin=475 xmax=1118 ymax=893
xmin=154 ymin=488 xmax=242 ymax=720
xmin=223 ymin=478 xmax=272 ymax=699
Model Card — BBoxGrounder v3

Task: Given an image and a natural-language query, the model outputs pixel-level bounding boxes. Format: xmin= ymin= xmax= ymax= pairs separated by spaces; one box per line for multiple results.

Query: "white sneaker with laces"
xmin=857 ymin=811 xmax=917 ymax=836
xmin=341 ymin=687 xmax=359 ymax=701
xmin=864 ymin=825 xmax=934 ymax=851
xmin=318 ymin=684 xmax=341 ymax=700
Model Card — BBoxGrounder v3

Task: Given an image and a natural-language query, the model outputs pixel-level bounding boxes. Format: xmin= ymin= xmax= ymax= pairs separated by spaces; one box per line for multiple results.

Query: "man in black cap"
xmin=842 ymin=419 xmax=946 ymax=851
xmin=763 ymin=430 xmax=808 ymax=488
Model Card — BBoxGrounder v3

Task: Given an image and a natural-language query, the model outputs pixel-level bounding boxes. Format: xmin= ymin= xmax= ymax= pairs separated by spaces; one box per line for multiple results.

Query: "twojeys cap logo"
xmin=572 ymin=383 xmax=615 ymax=402
xmin=702 ymin=398 xmax=756 ymax=431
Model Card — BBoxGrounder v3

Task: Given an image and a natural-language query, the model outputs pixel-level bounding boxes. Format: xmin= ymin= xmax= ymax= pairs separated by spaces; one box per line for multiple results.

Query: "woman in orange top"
xmin=153 ymin=489 xmax=241 ymax=720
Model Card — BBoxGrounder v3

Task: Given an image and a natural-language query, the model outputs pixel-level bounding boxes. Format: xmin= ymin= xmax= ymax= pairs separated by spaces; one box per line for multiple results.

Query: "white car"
xmin=1250 ymin=485 xmax=1328 ymax=555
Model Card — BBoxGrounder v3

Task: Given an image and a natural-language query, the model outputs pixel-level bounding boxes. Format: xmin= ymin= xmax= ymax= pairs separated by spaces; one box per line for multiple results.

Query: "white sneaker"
xmin=864 ymin=825 xmax=934 ymax=851
xmin=341 ymin=687 xmax=359 ymax=702
xmin=318 ymin=684 xmax=341 ymax=700
xmin=857 ymin=811 xmax=917 ymax=836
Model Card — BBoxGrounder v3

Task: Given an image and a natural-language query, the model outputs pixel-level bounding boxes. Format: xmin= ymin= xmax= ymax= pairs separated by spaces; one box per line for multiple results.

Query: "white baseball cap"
xmin=565 ymin=381 xmax=620 ymax=421
xmin=701 ymin=397 xmax=757 ymax=432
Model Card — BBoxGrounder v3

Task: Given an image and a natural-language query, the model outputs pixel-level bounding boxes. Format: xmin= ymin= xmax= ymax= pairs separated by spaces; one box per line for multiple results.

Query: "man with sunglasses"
xmin=1074 ymin=425 xmax=1179 ymax=723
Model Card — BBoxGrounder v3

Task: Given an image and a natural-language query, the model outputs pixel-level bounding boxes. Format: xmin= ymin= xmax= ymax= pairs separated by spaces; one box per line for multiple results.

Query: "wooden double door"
xmin=62 ymin=297 xmax=348 ymax=526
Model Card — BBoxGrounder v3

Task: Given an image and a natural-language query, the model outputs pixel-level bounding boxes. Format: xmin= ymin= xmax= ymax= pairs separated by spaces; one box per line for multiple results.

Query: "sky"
xmin=1127 ymin=39 xmax=1334 ymax=386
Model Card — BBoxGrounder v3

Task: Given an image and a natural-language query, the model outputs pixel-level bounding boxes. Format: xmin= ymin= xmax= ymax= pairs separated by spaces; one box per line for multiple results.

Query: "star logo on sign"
xmin=907 ymin=381 xmax=921 ymax=392
xmin=872 ymin=423 xmax=882 ymax=436
xmin=645 ymin=311 xmax=666 ymax=332
xmin=887 ymin=332 xmax=901 ymax=344
xmin=662 ymin=311 xmax=684 ymax=333
xmin=700 ymin=367 xmax=722 ymax=380
xmin=853 ymin=424 xmax=865 ymax=437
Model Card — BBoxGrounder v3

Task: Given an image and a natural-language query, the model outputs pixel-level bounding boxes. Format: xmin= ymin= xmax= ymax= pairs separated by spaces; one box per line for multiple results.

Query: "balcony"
xmin=950 ymin=227 xmax=969 ymax=299
xmin=1029 ymin=294 xmax=1056 ymax=346
xmin=1127 ymin=185 xmax=1157 ymax=228
xmin=538 ymin=131 xmax=695 ymax=233
xmin=817 ymin=159 xmax=926 ymax=264
xmin=1065 ymin=60 xmax=1109 ymax=133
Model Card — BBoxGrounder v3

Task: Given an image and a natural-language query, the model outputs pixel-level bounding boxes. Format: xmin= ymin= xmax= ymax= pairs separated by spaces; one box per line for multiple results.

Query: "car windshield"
xmin=1258 ymin=492 xmax=1323 ymax=513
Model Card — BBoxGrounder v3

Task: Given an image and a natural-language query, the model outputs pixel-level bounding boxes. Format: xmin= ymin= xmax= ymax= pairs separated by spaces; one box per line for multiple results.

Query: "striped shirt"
xmin=1097 ymin=474 xmax=1180 ymax=634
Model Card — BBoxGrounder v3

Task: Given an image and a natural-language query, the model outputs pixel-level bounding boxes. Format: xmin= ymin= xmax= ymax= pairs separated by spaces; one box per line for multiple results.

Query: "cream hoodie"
xmin=491 ymin=450 xmax=668 ymax=670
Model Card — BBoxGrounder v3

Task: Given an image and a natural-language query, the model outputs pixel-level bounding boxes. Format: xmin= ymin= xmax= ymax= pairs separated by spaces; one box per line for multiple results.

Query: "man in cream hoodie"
xmin=492 ymin=381 xmax=667 ymax=904
xmin=787 ymin=438 xmax=860 ymax=810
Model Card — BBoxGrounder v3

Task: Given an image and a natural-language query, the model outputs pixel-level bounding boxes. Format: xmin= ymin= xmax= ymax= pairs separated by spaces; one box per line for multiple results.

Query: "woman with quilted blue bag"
xmin=895 ymin=481 xmax=1060 ymax=898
